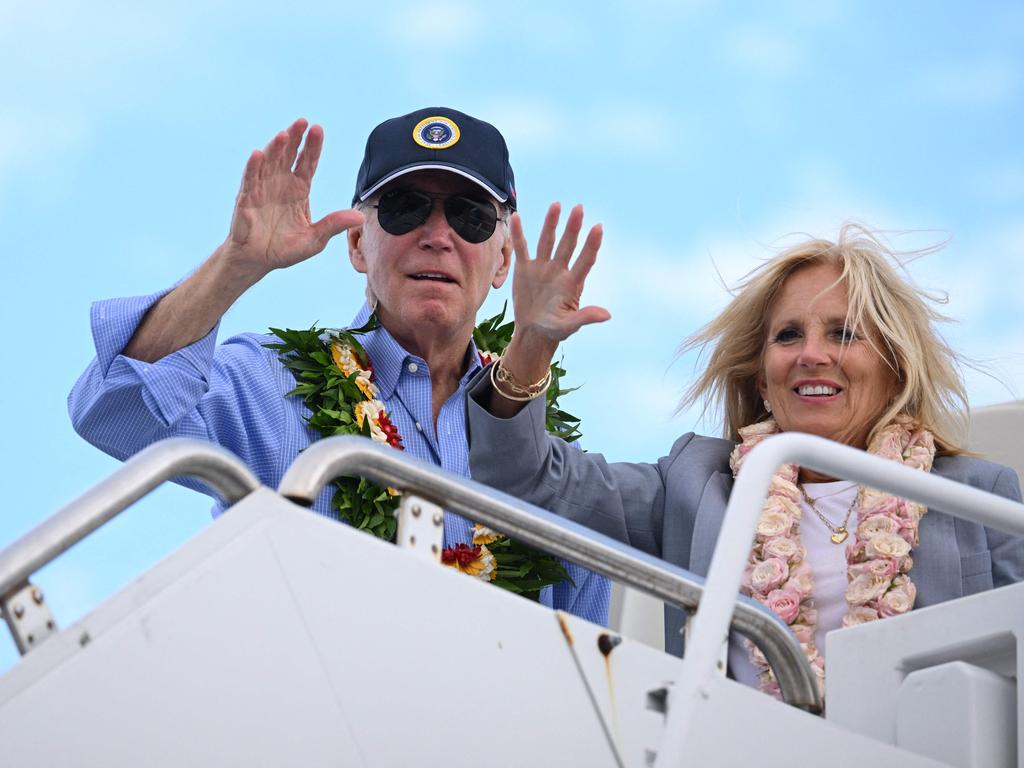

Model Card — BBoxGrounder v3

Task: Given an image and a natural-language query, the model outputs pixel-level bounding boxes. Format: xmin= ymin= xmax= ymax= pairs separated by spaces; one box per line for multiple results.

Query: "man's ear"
xmin=348 ymin=225 xmax=367 ymax=274
xmin=491 ymin=233 xmax=512 ymax=289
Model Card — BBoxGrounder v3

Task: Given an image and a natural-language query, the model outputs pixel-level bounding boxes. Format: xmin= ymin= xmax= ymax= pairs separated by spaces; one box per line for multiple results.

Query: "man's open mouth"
xmin=410 ymin=272 xmax=456 ymax=284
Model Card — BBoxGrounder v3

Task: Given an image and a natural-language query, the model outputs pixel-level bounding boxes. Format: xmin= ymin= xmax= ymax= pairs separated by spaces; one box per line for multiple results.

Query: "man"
xmin=68 ymin=107 xmax=609 ymax=622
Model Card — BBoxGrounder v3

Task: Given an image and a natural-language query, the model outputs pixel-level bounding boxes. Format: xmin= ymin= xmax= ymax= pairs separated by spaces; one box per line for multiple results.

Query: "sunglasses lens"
xmin=377 ymin=190 xmax=432 ymax=235
xmin=445 ymin=195 xmax=498 ymax=244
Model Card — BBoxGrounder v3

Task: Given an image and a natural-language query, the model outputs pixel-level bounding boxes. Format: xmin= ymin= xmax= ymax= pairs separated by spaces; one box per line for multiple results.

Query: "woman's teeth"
xmin=797 ymin=385 xmax=839 ymax=396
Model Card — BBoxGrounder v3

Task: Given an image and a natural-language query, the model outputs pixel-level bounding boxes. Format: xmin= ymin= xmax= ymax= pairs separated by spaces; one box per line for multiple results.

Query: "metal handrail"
xmin=656 ymin=432 xmax=1024 ymax=766
xmin=278 ymin=435 xmax=823 ymax=712
xmin=0 ymin=439 xmax=262 ymax=600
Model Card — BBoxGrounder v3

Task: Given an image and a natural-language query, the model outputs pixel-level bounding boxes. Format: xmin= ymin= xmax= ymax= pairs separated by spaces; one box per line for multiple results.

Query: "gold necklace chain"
xmin=799 ymin=484 xmax=858 ymax=545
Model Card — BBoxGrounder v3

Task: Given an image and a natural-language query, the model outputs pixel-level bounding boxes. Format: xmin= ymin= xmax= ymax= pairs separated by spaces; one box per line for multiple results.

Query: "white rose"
xmin=857 ymin=516 xmax=897 ymax=538
xmin=866 ymin=532 xmax=912 ymax=559
xmin=846 ymin=573 xmax=889 ymax=605
xmin=757 ymin=511 xmax=792 ymax=538
xmin=843 ymin=606 xmax=879 ymax=626
xmin=879 ymin=583 xmax=916 ymax=616
xmin=763 ymin=537 xmax=801 ymax=561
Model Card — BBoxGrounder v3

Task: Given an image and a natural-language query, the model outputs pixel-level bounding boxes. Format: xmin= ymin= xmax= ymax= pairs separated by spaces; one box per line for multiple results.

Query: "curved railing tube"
xmin=655 ymin=432 xmax=1024 ymax=766
xmin=278 ymin=435 xmax=823 ymax=713
xmin=0 ymin=439 xmax=262 ymax=600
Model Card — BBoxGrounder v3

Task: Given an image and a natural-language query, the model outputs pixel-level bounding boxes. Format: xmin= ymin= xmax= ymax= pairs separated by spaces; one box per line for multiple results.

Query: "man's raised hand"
xmin=509 ymin=202 xmax=610 ymax=345
xmin=494 ymin=203 xmax=610 ymax=398
xmin=226 ymin=118 xmax=364 ymax=277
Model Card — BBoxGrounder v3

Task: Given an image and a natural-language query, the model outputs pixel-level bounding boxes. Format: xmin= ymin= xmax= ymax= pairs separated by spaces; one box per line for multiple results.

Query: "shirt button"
xmin=415 ymin=422 xmax=423 ymax=431
xmin=408 ymin=362 xmax=419 ymax=373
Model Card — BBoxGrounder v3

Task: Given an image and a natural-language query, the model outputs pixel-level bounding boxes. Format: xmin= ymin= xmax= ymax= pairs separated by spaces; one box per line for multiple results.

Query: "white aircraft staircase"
xmin=0 ymin=433 xmax=1021 ymax=767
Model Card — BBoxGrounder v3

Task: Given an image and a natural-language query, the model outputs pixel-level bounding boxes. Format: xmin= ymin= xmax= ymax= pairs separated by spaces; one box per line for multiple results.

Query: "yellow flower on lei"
xmin=472 ymin=524 xmax=504 ymax=545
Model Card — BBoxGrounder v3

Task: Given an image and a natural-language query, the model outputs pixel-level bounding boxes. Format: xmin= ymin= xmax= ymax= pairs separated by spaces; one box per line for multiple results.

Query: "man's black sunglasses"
xmin=373 ymin=189 xmax=501 ymax=244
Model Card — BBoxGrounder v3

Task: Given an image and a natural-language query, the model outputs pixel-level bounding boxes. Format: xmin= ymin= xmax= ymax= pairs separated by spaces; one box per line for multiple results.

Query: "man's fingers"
xmin=283 ymin=118 xmax=309 ymax=172
xmin=294 ymin=123 xmax=324 ymax=182
xmin=536 ymin=202 xmax=561 ymax=261
xmin=510 ymin=213 xmax=531 ymax=265
xmin=239 ymin=150 xmax=264 ymax=196
xmin=312 ymin=209 xmax=366 ymax=246
xmin=553 ymin=204 xmax=583 ymax=265
xmin=569 ymin=223 xmax=603 ymax=282
xmin=573 ymin=305 xmax=612 ymax=329
xmin=262 ymin=130 xmax=290 ymax=172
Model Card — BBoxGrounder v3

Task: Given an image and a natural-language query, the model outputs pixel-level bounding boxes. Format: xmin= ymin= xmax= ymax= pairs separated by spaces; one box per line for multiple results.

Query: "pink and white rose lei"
xmin=729 ymin=416 xmax=935 ymax=700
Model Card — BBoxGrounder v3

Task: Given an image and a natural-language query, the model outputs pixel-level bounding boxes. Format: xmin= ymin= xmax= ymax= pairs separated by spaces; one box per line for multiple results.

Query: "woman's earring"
xmin=764 ymin=399 xmax=772 ymax=414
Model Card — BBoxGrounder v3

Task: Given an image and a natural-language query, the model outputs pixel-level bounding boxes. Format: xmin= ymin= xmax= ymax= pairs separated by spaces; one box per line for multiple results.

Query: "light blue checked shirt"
xmin=69 ymin=292 xmax=610 ymax=624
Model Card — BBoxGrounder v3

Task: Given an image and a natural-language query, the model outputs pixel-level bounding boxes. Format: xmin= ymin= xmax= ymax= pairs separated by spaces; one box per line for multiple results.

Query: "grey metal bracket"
xmin=1 ymin=581 xmax=57 ymax=655
xmin=395 ymin=494 xmax=444 ymax=564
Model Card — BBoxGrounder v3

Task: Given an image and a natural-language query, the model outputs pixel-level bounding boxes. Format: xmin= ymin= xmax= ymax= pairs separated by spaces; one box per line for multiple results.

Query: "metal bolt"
xmin=409 ymin=535 xmax=417 ymax=546
xmin=431 ymin=544 xmax=439 ymax=555
xmin=79 ymin=631 xmax=91 ymax=647
xmin=26 ymin=634 xmax=35 ymax=645
xmin=432 ymin=512 xmax=443 ymax=526
xmin=31 ymin=587 xmax=44 ymax=604
xmin=412 ymin=505 xmax=422 ymax=518
xmin=46 ymin=620 xmax=55 ymax=630
xmin=12 ymin=603 xmax=24 ymax=619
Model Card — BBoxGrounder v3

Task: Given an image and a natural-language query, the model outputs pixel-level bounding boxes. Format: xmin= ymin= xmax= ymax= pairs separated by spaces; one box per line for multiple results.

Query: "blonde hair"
xmin=679 ymin=222 xmax=970 ymax=455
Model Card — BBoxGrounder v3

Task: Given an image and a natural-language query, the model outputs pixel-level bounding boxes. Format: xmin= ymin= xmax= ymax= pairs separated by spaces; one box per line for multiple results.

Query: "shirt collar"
xmin=347 ymin=303 xmax=484 ymax=400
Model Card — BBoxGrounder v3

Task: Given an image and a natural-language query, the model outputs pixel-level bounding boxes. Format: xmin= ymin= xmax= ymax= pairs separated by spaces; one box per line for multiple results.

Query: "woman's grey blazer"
xmin=466 ymin=376 xmax=1024 ymax=656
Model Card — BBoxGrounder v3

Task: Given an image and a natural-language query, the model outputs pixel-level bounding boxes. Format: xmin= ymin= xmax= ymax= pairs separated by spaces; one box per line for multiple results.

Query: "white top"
xmin=729 ymin=481 xmax=859 ymax=689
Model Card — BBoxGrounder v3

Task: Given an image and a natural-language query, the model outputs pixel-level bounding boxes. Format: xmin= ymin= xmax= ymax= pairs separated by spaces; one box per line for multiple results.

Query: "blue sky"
xmin=1 ymin=0 xmax=1022 ymax=670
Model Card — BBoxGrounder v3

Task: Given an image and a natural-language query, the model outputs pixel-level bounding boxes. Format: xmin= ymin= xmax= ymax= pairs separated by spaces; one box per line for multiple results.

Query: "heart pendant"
xmin=831 ymin=529 xmax=849 ymax=545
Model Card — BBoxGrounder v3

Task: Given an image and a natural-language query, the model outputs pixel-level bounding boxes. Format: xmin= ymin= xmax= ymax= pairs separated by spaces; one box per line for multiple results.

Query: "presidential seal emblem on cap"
xmin=412 ymin=116 xmax=461 ymax=149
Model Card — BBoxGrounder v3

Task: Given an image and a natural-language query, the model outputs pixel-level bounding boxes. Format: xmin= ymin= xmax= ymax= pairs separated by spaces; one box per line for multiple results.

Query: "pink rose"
xmin=751 ymin=557 xmax=789 ymax=594
xmin=791 ymin=624 xmax=814 ymax=644
xmin=761 ymin=680 xmax=783 ymax=700
xmin=750 ymin=645 xmax=769 ymax=668
xmin=766 ymin=588 xmax=802 ymax=624
xmin=849 ymin=558 xmax=898 ymax=581
xmin=787 ymin=563 xmax=814 ymax=597
xmin=845 ymin=539 xmax=868 ymax=562
xmin=740 ymin=565 xmax=754 ymax=595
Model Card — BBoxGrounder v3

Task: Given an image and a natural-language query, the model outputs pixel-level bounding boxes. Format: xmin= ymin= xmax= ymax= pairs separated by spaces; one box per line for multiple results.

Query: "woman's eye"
xmin=773 ymin=328 xmax=800 ymax=343
xmin=834 ymin=326 xmax=859 ymax=343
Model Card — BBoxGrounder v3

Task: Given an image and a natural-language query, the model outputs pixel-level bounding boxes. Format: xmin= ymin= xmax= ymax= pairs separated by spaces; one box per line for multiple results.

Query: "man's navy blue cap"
xmin=353 ymin=107 xmax=516 ymax=210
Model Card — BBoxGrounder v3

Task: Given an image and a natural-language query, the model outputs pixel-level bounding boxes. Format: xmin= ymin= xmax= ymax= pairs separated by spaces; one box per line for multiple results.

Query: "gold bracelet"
xmin=490 ymin=358 xmax=552 ymax=402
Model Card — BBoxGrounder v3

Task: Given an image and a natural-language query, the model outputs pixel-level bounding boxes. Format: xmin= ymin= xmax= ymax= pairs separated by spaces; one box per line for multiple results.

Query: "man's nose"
xmin=417 ymin=200 xmax=455 ymax=247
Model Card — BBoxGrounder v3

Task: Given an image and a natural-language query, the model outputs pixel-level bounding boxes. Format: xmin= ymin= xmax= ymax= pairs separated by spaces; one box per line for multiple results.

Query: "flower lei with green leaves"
xmin=266 ymin=305 xmax=581 ymax=600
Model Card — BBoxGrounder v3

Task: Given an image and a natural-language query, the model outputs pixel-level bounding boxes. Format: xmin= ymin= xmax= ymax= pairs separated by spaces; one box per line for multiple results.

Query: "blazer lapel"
xmin=912 ymin=509 xmax=961 ymax=605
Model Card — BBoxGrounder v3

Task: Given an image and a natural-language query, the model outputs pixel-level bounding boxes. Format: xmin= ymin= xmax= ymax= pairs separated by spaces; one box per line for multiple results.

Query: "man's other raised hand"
xmin=225 ymin=118 xmax=364 ymax=280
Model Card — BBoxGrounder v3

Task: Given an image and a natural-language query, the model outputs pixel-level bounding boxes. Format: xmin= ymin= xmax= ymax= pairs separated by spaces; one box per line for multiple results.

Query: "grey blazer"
xmin=466 ymin=376 xmax=1024 ymax=656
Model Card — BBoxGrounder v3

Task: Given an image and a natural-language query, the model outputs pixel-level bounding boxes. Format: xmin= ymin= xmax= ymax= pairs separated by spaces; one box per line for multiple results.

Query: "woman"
xmin=466 ymin=208 xmax=1023 ymax=697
